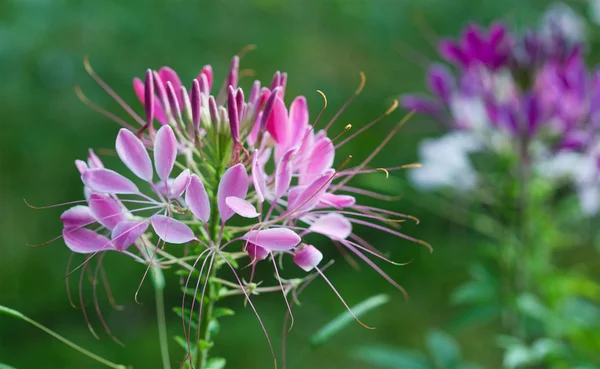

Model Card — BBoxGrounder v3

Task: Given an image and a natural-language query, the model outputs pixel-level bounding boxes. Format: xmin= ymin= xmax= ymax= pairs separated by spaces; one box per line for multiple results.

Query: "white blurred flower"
xmin=410 ymin=131 xmax=482 ymax=192
xmin=589 ymin=0 xmax=600 ymax=25
xmin=541 ymin=2 xmax=586 ymax=45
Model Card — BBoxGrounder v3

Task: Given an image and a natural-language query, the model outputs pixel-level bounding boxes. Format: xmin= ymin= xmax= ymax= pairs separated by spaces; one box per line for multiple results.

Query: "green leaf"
xmin=208 ymin=318 xmax=220 ymax=336
xmin=350 ymin=345 xmax=431 ymax=369
xmin=310 ymin=294 xmax=390 ymax=347
xmin=451 ymin=281 xmax=496 ymax=305
xmin=425 ymin=330 xmax=460 ymax=369
xmin=515 ymin=293 xmax=548 ymax=321
xmin=198 ymin=339 xmax=214 ymax=350
xmin=0 ymin=363 xmax=18 ymax=369
xmin=212 ymin=308 xmax=235 ymax=319
xmin=172 ymin=307 xmax=199 ymax=330
xmin=206 ymin=357 xmax=226 ymax=369
xmin=503 ymin=345 xmax=534 ymax=369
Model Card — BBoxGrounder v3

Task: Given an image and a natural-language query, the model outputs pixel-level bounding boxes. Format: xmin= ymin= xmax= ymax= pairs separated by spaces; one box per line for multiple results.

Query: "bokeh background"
xmin=0 ymin=0 xmax=594 ymax=368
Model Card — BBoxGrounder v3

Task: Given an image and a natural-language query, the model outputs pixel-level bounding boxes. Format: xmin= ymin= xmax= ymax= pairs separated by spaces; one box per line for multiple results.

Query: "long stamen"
xmin=83 ymin=56 xmax=146 ymax=126
xmin=100 ymin=264 xmax=123 ymax=311
xmin=79 ymin=265 xmax=100 ymax=340
xmin=75 ymin=86 xmax=138 ymax=131
xmin=314 ymin=267 xmax=374 ymax=329
xmin=323 ymin=72 xmax=366 ymax=132
xmin=194 ymin=252 xmax=217 ymax=369
xmin=66 ymin=253 xmax=80 ymax=309
xmin=92 ymin=255 xmax=125 ymax=346
xmin=270 ymin=253 xmax=294 ymax=335
xmin=335 ymin=99 xmax=398 ymax=149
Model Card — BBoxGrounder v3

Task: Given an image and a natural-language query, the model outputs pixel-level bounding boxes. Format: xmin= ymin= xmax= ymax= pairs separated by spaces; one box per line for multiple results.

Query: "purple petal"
xmin=309 ymin=213 xmax=352 ymax=240
xmin=87 ymin=149 xmax=104 ymax=169
xmin=144 ymin=69 xmax=154 ymax=126
xmin=116 ymin=129 xmax=153 ymax=181
xmin=82 ymin=168 xmax=139 ymax=194
xmin=225 ymin=196 xmax=260 ymax=218
xmin=150 ymin=215 xmax=195 ymax=244
xmin=288 ymin=169 xmax=334 ymax=213
xmin=299 ymin=136 xmax=334 ymax=185
xmin=60 ymin=206 xmax=95 ymax=228
xmin=111 ymin=220 xmax=148 ymax=252
xmin=88 ymin=193 xmax=126 ymax=230
xmin=265 ymin=97 xmax=289 ymax=146
xmin=289 ymin=96 xmax=309 ymax=148
xmin=293 ymin=244 xmax=323 ymax=272
xmin=242 ymin=228 xmax=301 ymax=251
xmin=75 ymin=160 xmax=88 ymax=175
xmin=170 ymin=169 xmax=191 ymax=198
xmin=252 ymin=150 xmax=267 ymax=203
xmin=198 ymin=65 xmax=213 ymax=92
xmin=439 ymin=40 xmax=470 ymax=67
xmin=318 ymin=193 xmax=356 ymax=209
xmin=154 ymin=125 xmax=178 ymax=181
xmin=246 ymin=243 xmax=269 ymax=262
xmin=63 ymin=227 xmax=113 ymax=254
xmin=427 ymin=65 xmax=454 ymax=103
xmin=158 ymin=67 xmax=183 ymax=107
xmin=227 ymin=86 xmax=240 ymax=142
xmin=400 ymin=95 xmax=443 ymax=116
xmin=185 ymin=174 xmax=210 ymax=223
xmin=217 ymin=163 xmax=249 ymax=223
xmin=134 ymin=77 xmax=167 ymax=125
xmin=275 ymin=148 xmax=296 ymax=199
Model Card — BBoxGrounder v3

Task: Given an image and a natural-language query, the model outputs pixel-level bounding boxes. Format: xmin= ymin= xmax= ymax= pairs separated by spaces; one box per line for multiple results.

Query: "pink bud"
xmin=144 ymin=69 xmax=154 ymax=126
xmin=191 ymin=79 xmax=202 ymax=130
xmin=294 ymin=244 xmax=323 ymax=272
xmin=227 ymin=56 xmax=239 ymax=89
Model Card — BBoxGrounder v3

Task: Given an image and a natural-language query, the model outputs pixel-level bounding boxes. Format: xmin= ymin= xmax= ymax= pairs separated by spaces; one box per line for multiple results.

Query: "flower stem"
xmin=152 ymin=267 xmax=172 ymax=369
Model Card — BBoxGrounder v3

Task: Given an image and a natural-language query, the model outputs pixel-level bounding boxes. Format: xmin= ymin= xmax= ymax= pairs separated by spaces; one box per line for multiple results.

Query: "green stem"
xmin=0 ymin=305 xmax=128 ymax=369
xmin=152 ymin=267 xmax=172 ymax=369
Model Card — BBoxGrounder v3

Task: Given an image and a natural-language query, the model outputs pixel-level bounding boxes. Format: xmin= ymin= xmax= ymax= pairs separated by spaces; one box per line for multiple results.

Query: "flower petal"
xmin=87 ymin=149 xmax=104 ymax=169
xmin=185 ymin=174 xmax=211 ymax=223
xmin=82 ymin=168 xmax=139 ymax=194
xmin=289 ymin=96 xmax=308 ymax=147
xmin=60 ymin=206 xmax=96 ymax=228
xmin=300 ymin=136 xmax=334 ymax=185
xmin=217 ymin=163 xmax=248 ymax=223
xmin=318 ymin=193 xmax=356 ymax=209
xmin=111 ymin=221 xmax=148 ymax=252
xmin=134 ymin=77 xmax=167 ymax=124
xmin=170 ymin=169 xmax=191 ymax=198
xmin=242 ymin=228 xmax=301 ymax=251
xmin=88 ymin=194 xmax=126 ymax=230
xmin=246 ymin=243 xmax=269 ymax=262
xmin=154 ymin=125 xmax=178 ymax=181
xmin=252 ymin=150 xmax=267 ymax=203
xmin=293 ymin=244 xmax=323 ymax=272
xmin=150 ymin=215 xmax=195 ymax=244
xmin=265 ymin=97 xmax=289 ymax=146
xmin=309 ymin=213 xmax=352 ymax=240
xmin=116 ymin=129 xmax=153 ymax=182
xmin=288 ymin=169 xmax=334 ymax=213
xmin=63 ymin=227 xmax=113 ymax=254
xmin=225 ymin=196 xmax=260 ymax=218
xmin=275 ymin=148 xmax=296 ymax=199
xmin=158 ymin=67 xmax=183 ymax=106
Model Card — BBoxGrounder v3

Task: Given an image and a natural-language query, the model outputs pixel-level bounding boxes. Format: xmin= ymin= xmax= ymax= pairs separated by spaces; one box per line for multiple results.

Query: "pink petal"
xmin=265 ymin=97 xmax=289 ymax=146
xmin=82 ymin=168 xmax=139 ymax=195
xmin=246 ymin=243 xmax=269 ymax=262
xmin=87 ymin=149 xmax=104 ymax=169
xmin=293 ymin=244 xmax=323 ymax=272
xmin=133 ymin=77 xmax=167 ymax=125
xmin=242 ymin=228 xmax=301 ymax=251
xmin=198 ymin=65 xmax=213 ymax=92
xmin=88 ymin=193 xmax=126 ymax=230
xmin=318 ymin=193 xmax=356 ymax=209
xmin=75 ymin=160 xmax=88 ymax=175
xmin=150 ymin=215 xmax=195 ymax=244
xmin=111 ymin=220 xmax=148 ymax=252
xmin=170 ymin=169 xmax=191 ymax=198
xmin=154 ymin=125 xmax=178 ymax=181
xmin=60 ymin=206 xmax=95 ymax=228
xmin=217 ymin=163 xmax=248 ymax=223
xmin=309 ymin=213 xmax=352 ymax=240
xmin=275 ymin=148 xmax=296 ymax=200
xmin=158 ymin=67 xmax=183 ymax=106
xmin=63 ymin=227 xmax=113 ymax=254
xmin=185 ymin=174 xmax=210 ymax=223
xmin=299 ymin=136 xmax=334 ymax=185
xmin=288 ymin=96 xmax=308 ymax=147
xmin=288 ymin=169 xmax=334 ymax=213
xmin=225 ymin=196 xmax=260 ymax=218
xmin=116 ymin=129 xmax=153 ymax=181
xmin=252 ymin=150 xmax=267 ymax=203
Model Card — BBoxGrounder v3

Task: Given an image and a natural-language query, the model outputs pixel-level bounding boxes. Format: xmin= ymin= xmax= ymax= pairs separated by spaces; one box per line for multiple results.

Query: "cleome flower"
xmin=32 ymin=50 xmax=428 ymax=365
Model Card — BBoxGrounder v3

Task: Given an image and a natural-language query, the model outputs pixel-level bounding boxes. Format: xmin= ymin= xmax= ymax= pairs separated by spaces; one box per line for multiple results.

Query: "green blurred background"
xmin=0 ymin=0 xmax=585 ymax=368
